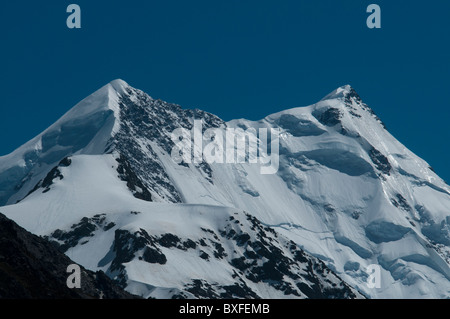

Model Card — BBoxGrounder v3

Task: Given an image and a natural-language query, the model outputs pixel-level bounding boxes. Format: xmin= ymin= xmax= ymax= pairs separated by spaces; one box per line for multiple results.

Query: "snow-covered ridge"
xmin=0 ymin=79 xmax=449 ymax=298
xmin=0 ymin=80 xmax=129 ymax=205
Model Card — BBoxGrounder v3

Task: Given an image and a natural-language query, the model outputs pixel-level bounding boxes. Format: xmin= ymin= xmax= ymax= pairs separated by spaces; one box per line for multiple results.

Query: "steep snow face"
xmin=0 ymin=80 xmax=127 ymax=206
xmin=226 ymin=86 xmax=450 ymax=298
xmin=0 ymin=80 xmax=449 ymax=298
xmin=0 ymin=154 xmax=361 ymax=299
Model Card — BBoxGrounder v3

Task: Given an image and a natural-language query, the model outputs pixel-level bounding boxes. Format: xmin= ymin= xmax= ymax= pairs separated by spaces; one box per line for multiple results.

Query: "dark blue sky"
xmin=0 ymin=1 xmax=449 ymax=182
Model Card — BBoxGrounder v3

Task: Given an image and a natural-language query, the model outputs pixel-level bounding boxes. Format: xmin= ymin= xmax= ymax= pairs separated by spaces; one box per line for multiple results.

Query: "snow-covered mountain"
xmin=0 ymin=79 xmax=448 ymax=298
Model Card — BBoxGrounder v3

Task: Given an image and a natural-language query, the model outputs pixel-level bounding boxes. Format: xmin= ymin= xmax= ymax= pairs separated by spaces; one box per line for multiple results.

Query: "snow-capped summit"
xmin=0 ymin=80 xmax=448 ymax=299
xmin=108 ymin=78 xmax=131 ymax=94
xmin=0 ymin=81 xmax=120 ymax=205
xmin=320 ymin=84 xmax=354 ymax=100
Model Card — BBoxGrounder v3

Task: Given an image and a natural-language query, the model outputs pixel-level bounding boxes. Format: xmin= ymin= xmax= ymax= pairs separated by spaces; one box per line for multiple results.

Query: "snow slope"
xmin=0 ymin=80 xmax=448 ymax=298
xmin=0 ymin=154 xmax=360 ymax=298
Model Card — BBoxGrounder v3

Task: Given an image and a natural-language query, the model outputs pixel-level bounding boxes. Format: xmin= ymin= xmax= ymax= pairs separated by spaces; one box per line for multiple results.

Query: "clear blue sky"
xmin=0 ymin=1 xmax=449 ymax=182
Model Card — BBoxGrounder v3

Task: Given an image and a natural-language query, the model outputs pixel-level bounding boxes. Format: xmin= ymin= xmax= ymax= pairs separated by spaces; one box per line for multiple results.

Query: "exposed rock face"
xmin=46 ymin=210 xmax=362 ymax=299
xmin=0 ymin=213 xmax=137 ymax=299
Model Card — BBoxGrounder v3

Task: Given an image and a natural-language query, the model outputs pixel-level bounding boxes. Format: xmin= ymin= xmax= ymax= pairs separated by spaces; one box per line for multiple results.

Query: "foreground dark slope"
xmin=0 ymin=213 xmax=136 ymax=299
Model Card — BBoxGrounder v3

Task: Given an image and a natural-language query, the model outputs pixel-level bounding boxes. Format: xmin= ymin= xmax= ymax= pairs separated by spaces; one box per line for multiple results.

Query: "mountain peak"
xmin=337 ymin=84 xmax=353 ymax=94
xmin=108 ymin=79 xmax=130 ymax=95
xmin=321 ymin=84 xmax=357 ymax=101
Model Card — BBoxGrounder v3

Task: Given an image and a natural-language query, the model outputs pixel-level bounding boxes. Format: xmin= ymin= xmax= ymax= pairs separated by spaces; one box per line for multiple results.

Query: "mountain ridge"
xmin=1 ymin=80 xmax=449 ymax=298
